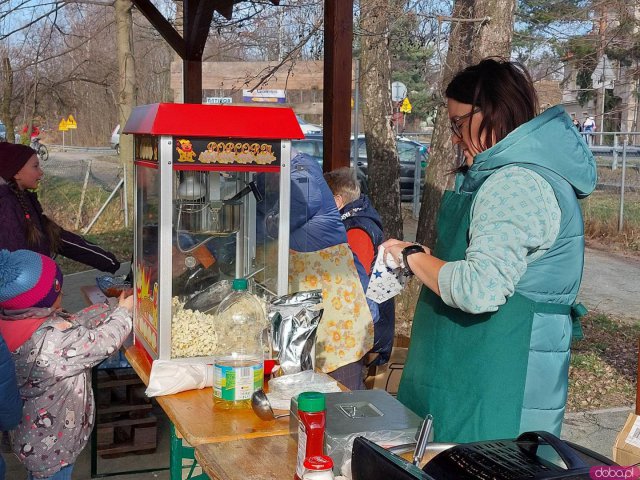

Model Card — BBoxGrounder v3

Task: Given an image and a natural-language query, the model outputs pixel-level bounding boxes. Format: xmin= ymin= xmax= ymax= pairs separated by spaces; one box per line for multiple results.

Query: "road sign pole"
xmin=600 ymin=74 xmax=606 ymax=146
xmin=62 ymin=131 xmax=65 ymax=152
xmin=352 ymin=58 xmax=360 ymax=176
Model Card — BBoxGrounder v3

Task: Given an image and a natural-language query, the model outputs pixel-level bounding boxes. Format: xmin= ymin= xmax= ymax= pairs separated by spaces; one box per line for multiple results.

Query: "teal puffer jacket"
xmin=459 ymin=105 xmax=597 ymax=435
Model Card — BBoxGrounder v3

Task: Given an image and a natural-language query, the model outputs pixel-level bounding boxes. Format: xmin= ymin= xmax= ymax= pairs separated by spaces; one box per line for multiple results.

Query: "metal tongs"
xmin=412 ymin=414 xmax=433 ymax=466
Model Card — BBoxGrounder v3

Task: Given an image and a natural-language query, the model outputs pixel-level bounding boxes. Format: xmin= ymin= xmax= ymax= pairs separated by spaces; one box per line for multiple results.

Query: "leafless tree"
xmin=416 ymin=0 xmax=516 ymax=246
xmin=358 ymin=0 xmax=405 ymax=239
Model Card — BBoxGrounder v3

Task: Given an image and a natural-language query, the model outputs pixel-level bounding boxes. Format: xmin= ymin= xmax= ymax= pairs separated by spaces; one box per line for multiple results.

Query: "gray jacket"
xmin=2 ymin=302 xmax=131 ymax=478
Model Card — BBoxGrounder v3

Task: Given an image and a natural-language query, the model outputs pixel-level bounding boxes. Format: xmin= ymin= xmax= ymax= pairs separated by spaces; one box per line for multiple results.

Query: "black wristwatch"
xmin=401 ymin=244 xmax=426 ymax=276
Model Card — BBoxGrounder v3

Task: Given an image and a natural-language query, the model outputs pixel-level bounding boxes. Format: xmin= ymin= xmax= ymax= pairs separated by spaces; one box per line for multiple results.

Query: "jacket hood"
xmin=0 ymin=306 xmax=54 ymax=320
xmin=460 ymin=105 xmax=597 ymax=199
xmin=341 ymin=194 xmax=383 ymax=229
xmin=0 ymin=307 xmax=55 ymax=351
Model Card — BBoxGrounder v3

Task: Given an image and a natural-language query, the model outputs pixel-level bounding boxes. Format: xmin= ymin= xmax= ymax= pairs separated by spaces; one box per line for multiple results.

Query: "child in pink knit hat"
xmin=0 ymin=249 xmax=133 ymax=479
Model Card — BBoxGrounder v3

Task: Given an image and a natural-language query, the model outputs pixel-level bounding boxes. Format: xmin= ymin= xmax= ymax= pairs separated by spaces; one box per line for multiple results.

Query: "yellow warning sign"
xmin=66 ymin=114 xmax=77 ymax=129
xmin=58 ymin=119 xmax=69 ymax=131
xmin=400 ymin=97 xmax=412 ymax=114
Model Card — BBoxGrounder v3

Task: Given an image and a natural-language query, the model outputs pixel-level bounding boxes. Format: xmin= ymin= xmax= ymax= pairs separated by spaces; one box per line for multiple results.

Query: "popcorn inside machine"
xmin=123 ymin=103 xmax=303 ymax=362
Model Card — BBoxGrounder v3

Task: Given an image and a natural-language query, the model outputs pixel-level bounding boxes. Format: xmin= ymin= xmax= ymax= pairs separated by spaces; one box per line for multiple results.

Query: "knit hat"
xmin=0 ymin=249 xmax=63 ymax=309
xmin=0 ymin=142 xmax=37 ymax=181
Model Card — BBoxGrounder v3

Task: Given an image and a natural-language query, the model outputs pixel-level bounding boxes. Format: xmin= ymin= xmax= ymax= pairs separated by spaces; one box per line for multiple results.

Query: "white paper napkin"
xmin=366 ymin=245 xmax=411 ymax=304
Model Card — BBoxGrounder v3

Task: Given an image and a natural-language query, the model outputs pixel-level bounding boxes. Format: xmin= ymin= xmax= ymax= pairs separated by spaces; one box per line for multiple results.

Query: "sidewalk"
xmin=562 ymin=407 xmax=632 ymax=459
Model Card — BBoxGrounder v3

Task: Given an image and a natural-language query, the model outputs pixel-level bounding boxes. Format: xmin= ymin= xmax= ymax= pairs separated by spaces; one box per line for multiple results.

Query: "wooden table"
xmin=124 ymin=343 xmax=291 ymax=448
xmin=195 ymin=436 xmax=298 ymax=480
xmin=81 ymin=285 xmax=107 ymax=306
xmin=193 ymin=430 xmax=421 ymax=480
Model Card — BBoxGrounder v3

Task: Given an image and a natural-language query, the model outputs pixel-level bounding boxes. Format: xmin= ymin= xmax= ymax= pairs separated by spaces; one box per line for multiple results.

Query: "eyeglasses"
xmin=450 ymin=107 xmax=481 ymax=139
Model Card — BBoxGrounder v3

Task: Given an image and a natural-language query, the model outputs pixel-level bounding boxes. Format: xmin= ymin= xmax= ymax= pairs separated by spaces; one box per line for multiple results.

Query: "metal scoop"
xmin=250 ymin=389 xmax=289 ymax=421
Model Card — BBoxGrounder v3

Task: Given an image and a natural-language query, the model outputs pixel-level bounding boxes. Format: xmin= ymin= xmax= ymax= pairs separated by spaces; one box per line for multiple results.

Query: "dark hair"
xmin=8 ymin=180 xmax=61 ymax=253
xmin=445 ymin=57 xmax=539 ymax=153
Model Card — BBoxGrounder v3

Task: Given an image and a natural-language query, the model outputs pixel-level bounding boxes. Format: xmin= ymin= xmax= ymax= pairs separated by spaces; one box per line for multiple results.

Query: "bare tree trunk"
xmin=1 ymin=57 xmax=15 ymax=143
xmin=26 ymin=64 xmax=40 ymax=142
xmin=359 ymin=0 xmax=404 ymax=240
xmin=115 ymin=0 xmax=137 ymax=207
xmin=416 ymin=0 xmax=515 ymax=246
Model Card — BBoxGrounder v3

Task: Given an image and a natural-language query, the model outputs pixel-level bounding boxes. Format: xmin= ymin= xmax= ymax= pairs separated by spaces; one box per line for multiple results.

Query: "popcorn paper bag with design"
xmin=366 ymin=245 xmax=410 ymax=304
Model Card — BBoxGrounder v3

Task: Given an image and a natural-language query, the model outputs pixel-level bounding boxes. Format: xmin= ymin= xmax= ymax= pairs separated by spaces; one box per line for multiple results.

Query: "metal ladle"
xmin=251 ymin=389 xmax=290 ymax=421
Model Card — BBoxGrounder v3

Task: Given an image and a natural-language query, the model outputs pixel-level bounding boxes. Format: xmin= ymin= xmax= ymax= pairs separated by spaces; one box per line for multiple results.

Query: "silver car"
xmin=110 ymin=125 xmax=120 ymax=154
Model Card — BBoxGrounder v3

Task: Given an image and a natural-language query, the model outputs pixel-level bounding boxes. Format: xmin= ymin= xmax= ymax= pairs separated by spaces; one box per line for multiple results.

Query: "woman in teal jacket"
xmin=384 ymin=58 xmax=596 ymax=443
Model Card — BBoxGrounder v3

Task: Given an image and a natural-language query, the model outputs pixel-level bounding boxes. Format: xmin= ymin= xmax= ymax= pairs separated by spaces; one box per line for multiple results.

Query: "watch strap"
xmin=401 ymin=244 xmax=425 ymax=276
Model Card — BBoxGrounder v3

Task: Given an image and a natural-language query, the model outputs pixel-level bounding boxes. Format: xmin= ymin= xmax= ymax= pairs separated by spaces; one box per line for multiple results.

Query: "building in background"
xmin=170 ymin=61 xmax=342 ymax=126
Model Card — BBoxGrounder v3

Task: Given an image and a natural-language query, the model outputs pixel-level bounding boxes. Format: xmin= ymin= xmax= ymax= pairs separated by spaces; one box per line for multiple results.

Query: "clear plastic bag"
xmin=330 ymin=430 xmax=417 ymax=479
xmin=266 ymin=370 xmax=341 ymax=410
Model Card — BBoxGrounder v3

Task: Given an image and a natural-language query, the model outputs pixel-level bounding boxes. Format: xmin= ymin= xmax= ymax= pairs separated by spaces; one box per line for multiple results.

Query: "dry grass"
xmin=582 ymin=191 xmax=640 ymax=253
xmin=37 ymin=175 xmax=132 ymax=274
xmin=567 ymin=312 xmax=638 ymax=412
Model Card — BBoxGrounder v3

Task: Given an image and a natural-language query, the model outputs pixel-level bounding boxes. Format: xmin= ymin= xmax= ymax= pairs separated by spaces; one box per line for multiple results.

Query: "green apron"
xmin=397 ymin=190 xmax=571 ymax=443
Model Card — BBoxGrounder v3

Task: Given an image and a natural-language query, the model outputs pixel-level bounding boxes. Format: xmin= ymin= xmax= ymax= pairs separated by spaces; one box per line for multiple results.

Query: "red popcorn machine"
xmin=122 ymin=103 xmax=303 ymax=362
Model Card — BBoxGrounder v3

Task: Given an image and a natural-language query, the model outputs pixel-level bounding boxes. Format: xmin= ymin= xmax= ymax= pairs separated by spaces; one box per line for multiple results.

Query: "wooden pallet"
xmin=95 ymin=368 xmax=158 ymax=457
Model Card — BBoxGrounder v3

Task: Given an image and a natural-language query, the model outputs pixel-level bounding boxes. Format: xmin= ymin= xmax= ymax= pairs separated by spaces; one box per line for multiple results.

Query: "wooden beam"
xmin=184 ymin=59 xmax=203 ymax=104
xmin=323 ymin=0 xmax=353 ymax=172
xmin=132 ymin=0 xmax=185 ymax=59
xmin=186 ymin=0 xmax=217 ymax=59
xmin=214 ymin=0 xmax=235 ymax=20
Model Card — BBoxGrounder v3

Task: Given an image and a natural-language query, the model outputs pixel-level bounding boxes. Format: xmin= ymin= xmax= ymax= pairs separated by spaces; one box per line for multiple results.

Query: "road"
xmin=43 ymin=146 xmax=121 ymax=189
xmin=580 ymin=247 xmax=640 ymax=320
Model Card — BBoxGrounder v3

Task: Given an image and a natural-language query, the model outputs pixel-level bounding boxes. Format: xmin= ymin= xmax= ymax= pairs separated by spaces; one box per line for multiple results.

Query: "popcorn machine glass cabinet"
xmin=134 ymin=162 xmax=161 ymax=355
xmin=169 ymin=167 xmax=282 ymax=359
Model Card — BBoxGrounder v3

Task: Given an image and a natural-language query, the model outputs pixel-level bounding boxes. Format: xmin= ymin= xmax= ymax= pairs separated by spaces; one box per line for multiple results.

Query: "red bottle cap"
xmin=303 ymin=455 xmax=333 ymax=471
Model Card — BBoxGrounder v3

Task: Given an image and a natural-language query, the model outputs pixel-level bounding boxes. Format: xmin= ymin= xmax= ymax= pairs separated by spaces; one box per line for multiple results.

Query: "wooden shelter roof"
xmin=130 ymin=0 xmax=352 ymax=171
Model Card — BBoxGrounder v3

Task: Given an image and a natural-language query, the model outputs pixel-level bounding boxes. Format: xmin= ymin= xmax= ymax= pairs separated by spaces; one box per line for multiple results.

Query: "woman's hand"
xmin=381 ymin=239 xmax=431 ymax=268
xmin=381 ymin=239 xmax=441 ymax=296
xmin=118 ymin=292 xmax=134 ymax=313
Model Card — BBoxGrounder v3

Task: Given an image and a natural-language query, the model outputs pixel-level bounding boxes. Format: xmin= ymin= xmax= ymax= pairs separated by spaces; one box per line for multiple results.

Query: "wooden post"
xmin=636 ymin=339 xmax=640 ymax=415
xmin=183 ymin=60 xmax=203 ymax=104
xmin=76 ymin=160 xmax=92 ymax=230
xmin=323 ymin=0 xmax=353 ymax=172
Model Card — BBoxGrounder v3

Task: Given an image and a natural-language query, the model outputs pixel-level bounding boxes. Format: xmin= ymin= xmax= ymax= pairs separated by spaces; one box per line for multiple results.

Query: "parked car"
xmin=295 ymin=115 xmax=322 ymax=135
xmin=292 ymin=134 xmax=428 ymax=201
xmin=353 ymin=135 xmax=428 ymax=201
xmin=292 ymin=134 xmax=368 ymax=192
xmin=111 ymin=125 xmax=120 ymax=154
xmin=0 ymin=122 xmax=6 ymax=142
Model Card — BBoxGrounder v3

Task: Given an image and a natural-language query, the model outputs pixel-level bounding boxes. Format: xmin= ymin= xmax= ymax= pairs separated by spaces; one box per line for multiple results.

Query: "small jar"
xmin=302 ymin=455 xmax=334 ymax=480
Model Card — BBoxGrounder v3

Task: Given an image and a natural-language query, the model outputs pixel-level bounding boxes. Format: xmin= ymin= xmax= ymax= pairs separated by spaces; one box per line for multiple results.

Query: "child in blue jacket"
xmin=0 ymin=332 xmax=23 ymax=480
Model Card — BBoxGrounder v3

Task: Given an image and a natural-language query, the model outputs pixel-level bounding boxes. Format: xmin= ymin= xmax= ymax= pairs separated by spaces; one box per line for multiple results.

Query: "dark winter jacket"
xmin=0 ymin=181 xmax=120 ymax=273
xmin=341 ymin=194 xmax=384 ymax=270
xmin=0 ymin=333 xmax=23 ymax=480
xmin=341 ymin=195 xmax=394 ymax=365
xmin=288 ymin=153 xmax=348 ymax=252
